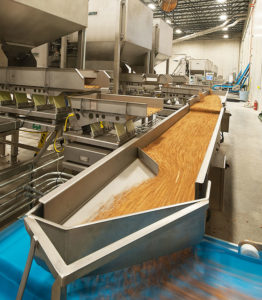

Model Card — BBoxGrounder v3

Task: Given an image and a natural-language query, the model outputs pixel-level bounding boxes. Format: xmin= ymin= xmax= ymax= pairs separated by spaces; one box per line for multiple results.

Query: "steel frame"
xmin=141 ymin=0 xmax=250 ymax=39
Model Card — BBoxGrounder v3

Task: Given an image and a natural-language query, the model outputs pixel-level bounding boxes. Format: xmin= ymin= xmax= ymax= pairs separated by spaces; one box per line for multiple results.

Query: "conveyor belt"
xmin=92 ymin=95 xmax=222 ymax=221
xmin=19 ymin=94 xmax=225 ymax=294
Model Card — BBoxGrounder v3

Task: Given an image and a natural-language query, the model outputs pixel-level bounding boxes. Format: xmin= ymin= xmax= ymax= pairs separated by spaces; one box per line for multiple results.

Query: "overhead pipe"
xmin=173 ymin=17 xmax=247 ymax=44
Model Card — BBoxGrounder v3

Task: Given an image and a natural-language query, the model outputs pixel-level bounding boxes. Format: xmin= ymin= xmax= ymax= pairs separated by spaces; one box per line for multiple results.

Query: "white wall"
xmin=240 ymin=0 xmax=262 ymax=109
xmin=155 ymin=39 xmax=241 ymax=80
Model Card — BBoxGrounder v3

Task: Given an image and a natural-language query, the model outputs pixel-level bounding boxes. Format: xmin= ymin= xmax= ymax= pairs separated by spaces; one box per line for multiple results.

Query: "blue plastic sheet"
xmin=0 ymin=220 xmax=261 ymax=299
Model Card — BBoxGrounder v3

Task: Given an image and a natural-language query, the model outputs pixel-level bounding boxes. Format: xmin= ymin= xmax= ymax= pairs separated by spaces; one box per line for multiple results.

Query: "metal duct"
xmin=173 ymin=17 xmax=247 ymax=44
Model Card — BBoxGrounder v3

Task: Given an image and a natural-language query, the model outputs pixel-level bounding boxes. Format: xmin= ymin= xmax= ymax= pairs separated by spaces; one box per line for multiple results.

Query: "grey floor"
xmin=206 ymin=101 xmax=262 ymax=244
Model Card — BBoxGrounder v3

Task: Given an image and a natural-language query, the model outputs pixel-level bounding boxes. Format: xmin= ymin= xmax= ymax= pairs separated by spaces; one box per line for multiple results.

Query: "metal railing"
xmin=0 ymin=156 xmax=74 ymax=225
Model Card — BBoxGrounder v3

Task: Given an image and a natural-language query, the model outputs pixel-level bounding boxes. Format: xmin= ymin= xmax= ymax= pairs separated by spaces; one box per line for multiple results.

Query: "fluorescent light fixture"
xmin=217 ymin=0 xmax=226 ymax=3
xmin=223 ymin=27 xmax=228 ymax=31
xmin=166 ymin=19 xmax=172 ymax=24
xmin=176 ymin=29 xmax=182 ymax=34
xmin=223 ymin=34 xmax=229 ymax=38
xmin=148 ymin=3 xmax=156 ymax=10
xmin=220 ymin=14 xmax=227 ymax=21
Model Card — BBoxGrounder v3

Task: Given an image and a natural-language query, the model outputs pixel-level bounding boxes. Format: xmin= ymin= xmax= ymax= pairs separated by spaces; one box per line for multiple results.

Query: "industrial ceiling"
xmin=141 ymin=0 xmax=251 ymax=40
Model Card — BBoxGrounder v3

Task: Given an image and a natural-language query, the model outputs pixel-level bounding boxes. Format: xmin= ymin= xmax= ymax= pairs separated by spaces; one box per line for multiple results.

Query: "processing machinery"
xmin=0 ymin=0 xmax=89 ymax=68
xmin=0 ymin=0 xmax=162 ymax=175
xmin=66 ymin=0 xmax=154 ymax=94
xmin=0 ymin=3 xmax=245 ymax=299
xmin=14 ymin=90 xmax=232 ymax=299
xmin=0 ymin=0 xmax=160 ymax=224
xmin=0 ymin=67 xmax=110 ymax=173
xmin=0 ymin=0 xmax=91 ymax=175
xmin=62 ymin=93 xmax=163 ymax=171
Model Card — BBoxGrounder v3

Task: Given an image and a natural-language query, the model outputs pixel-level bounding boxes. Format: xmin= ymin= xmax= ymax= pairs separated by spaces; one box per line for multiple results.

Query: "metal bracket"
xmin=138 ymin=148 xmax=159 ymax=176
xmin=90 ymin=123 xmax=104 ymax=138
xmin=16 ymin=236 xmax=38 ymax=300
xmin=114 ymin=123 xmax=127 ymax=142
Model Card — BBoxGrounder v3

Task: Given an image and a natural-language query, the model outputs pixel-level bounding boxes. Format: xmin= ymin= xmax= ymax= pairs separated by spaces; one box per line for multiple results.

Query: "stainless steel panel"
xmin=64 ymin=143 xmax=111 ymax=166
xmin=27 ymin=196 xmax=209 ymax=271
xmin=195 ymin=108 xmax=225 ymax=198
xmin=6 ymin=68 xmax=46 ymax=87
xmin=0 ymin=105 xmax=66 ymax=121
xmin=39 ymin=106 xmax=189 ymax=223
xmin=24 ymin=197 xmax=208 ymax=291
xmin=70 ymin=97 xmax=148 ymax=117
xmin=0 ymin=117 xmax=20 ymax=133
xmin=221 ymin=111 xmax=231 ymax=133
xmin=153 ymin=18 xmax=173 ymax=62
xmin=0 ymin=0 xmax=88 ymax=47
xmin=101 ymin=93 xmax=164 ymax=109
xmin=162 ymin=86 xmax=202 ymax=95
xmin=157 ymin=109 xmax=176 ymax=117
xmin=42 ymin=145 xmax=138 ymax=223
xmin=62 ymin=161 xmax=87 ymax=173
xmin=124 ymin=0 xmax=153 ymax=50
xmin=70 ymin=0 xmax=152 ymax=67
xmin=209 ymin=152 xmax=226 ymax=211
xmin=63 ymin=132 xmax=121 ymax=150
xmin=0 ymin=68 xmax=110 ymax=93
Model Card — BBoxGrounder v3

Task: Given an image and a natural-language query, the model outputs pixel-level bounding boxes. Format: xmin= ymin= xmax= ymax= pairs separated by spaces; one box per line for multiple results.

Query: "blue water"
xmin=0 ymin=220 xmax=261 ymax=299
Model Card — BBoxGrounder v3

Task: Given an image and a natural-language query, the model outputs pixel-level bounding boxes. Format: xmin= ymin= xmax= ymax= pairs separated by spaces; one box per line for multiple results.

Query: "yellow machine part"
xmin=32 ymin=94 xmax=46 ymax=107
xmin=36 ymin=132 xmax=48 ymax=153
xmin=49 ymin=94 xmax=66 ymax=108
xmin=14 ymin=93 xmax=29 ymax=104
xmin=0 ymin=91 xmax=12 ymax=101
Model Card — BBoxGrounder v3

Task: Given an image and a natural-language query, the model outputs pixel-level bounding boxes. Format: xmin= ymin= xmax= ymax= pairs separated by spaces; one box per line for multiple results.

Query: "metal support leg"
xmin=16 ymin=237 xmax=37 ymax=300
xmin=149 ymin=50 xmax=155 ymax=74
xmin=148 ymin=115 xmax=153 ymax=126
xmin=33 ymin=130 xmax=57 ymax=165
xmin=144 ymin=51 xmax=150 ymax=74
xmin=166 ymin=58 xmax=170 ymax=75
xmin=60 ymin=36 xmax=68 ymax=69
xmin=0 ymin=135 xmax=6 ymax=157
xmin=113 ymin=0 xmax=124 ymax=94
xmin=51 ymin=279 xmax=67 ymax=300
xmin=77 ymin=29 xmax=86 ymax=69
xmin=11 ymin=130 xmax=19 ymax=165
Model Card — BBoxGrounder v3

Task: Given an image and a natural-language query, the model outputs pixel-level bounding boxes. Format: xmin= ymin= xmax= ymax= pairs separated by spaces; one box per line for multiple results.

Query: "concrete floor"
xmin=206 ymin=101 xmax=262 ymax=244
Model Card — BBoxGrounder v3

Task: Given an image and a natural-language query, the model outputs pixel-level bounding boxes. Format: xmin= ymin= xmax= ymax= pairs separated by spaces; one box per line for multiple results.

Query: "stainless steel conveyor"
xmin=17 ymin=97 xmax=227 ymax=299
